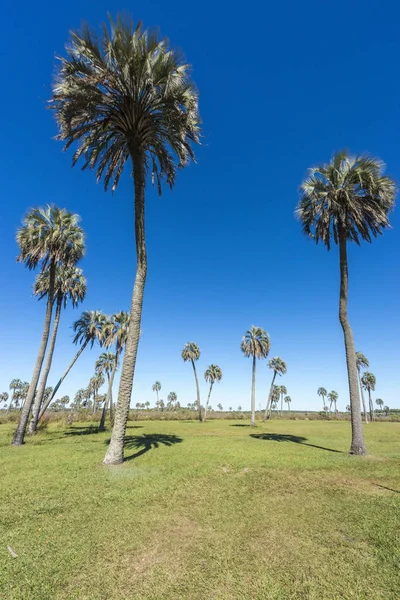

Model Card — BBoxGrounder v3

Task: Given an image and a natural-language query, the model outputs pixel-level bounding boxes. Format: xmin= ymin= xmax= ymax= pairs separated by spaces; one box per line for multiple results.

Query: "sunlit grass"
xmin=1 ymin=419 xmax=399 ymax=599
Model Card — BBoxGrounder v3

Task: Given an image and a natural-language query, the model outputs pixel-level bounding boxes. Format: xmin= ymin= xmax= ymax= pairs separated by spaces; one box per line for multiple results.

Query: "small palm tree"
xmin=29 ymin=265 xmax=87 ymax=434
xmin=361 ymin=372 xmax=376 ymax=422
xmin=284 ymin=396 xmax=291 ymax=412
xmin=279 ymin=385 xmax=287 ymax=416
xmin=182 ymin=342 xmax=202 ymax=421
xmin=38 ymin=311 xmax=106 ymax=421
xmin=355 ymin=352 xmax=370 ymax=424
xmin=297 ymin=152 xmax=394 ymax=455
xmin=0 ymin=392 xmax=9 ymax=408
xmin=217 ymin=403 xmax=223 ymax=411
xmin=12 ymin=206 xmax=84 ymax=446
xmin=241 ymin=326 xmax=270 ymax=426
xmin=103 ymin=312 xmax=130 ymax=424
xmin=317 ymin=387 xmax=328 ymax=412
xmin=167 ymin=392 xmax=178 ymax=410
xmin=264 ymin=357 xmax=287 ymax=421
xmin=96 ymin=352 xmax=118 ymax=430
xmin=9 ymin=379 xmax=22 ymax=412
xmin=89 ymin=372 xmax=105 ymax=415
xmin=50 ymin=14 xmax=201 ymax=465
xmin=376 ymin=398 xmax=384 ymax=413
xmin=152 ymin=382 xmax=161 ymax=405
xmin=327 ymin=391 xmax=338 ymax=415
xmin=203 ymin=364 xmax=223 ymax=422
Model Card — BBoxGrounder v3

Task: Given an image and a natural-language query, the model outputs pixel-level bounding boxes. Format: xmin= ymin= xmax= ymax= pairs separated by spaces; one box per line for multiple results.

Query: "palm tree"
xmin=241 ymin=326 xmax=270 ymax=426
xmin=15 ymin=382 xmax=29 ymax=411
xmin=72 ymin=388 xmax=85 ymax=410
xmin=284 ymin=396 xmax=291 ymax=412
xmin=89 ymin=372 xmax=105 ymax=415
xmin=12 ymin=206 xmax=84 ymax=446
xmin=327 ymin=391 xmax=338 ymax=415
xmin=361 ymin=372 xmax=376 ymax=422
xmin=50 ymin=15 xmax=201 ymax=466
xmin=297 ymin=152 xmax=394 ymax=455
xmin=203 ymin=364 xmax=223 ymax=422
xmin=264 ymin=357 xmax=287 ymax=421
xmin=182 ymin=343 xmax=202 ymax=422
xmin=217 ymin=403 xmax=223 ymax=411
xmin=28 ymin=265 xmax=87 ymax=434
xmin=0 ymin=392 xmax=9 ymax=408
xmin=317 ymin=387 xmax=328 ymax=412
xmin=279 ymin=385 xmax=287 ymax=416
xmin=60 ymin=395 xmax=70 ymax=409
xmin=9 ymin=379 xmax=22 ymax=412
xmin=38 ymin=311 xmax=106 ymax=420
xmin=152 ymin=382 xmax=161 ymax=405
xmin=167 ymin=392 xmax=177 ymax=410
xmin=96 ymin=352 xmax=117 ymax=430
xmin=376 ymin=398 xmax=384 ymax=413
xmin=102 ymin=312 xmax=130 ymax=425
xmin=355 ymin=352 xmax=370 ymax=424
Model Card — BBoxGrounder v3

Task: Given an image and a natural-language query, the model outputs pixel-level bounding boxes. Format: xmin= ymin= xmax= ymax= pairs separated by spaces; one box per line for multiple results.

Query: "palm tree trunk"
xmin=38 ymin=340 xmax=89 ymax=421
xmin=338 ymin=229 xmax=367 ymax=455
xmin=280 ymin=393 xmax=283 ymax=416
xmin=103 ymin=152 xmax=147 ymax=465
xmin=203 ymin=382 xmax=213 ymax=423
xmin=263 ymin=371 xmax=276 ymax=421
xmin=191 ymin=359 xmax=202 ymax=422
xmin=251 ymin=354 xmax=256 ymax=426
xmin=357 ymin=368 xmax=369 ymax=424
xmin=99 ymin=365 xmax=117 ymax=431
xmin=368 ymin=390 xmax=375 ymax=422
xmin=12 ymin=262 xmax=56 ymax=446
xmin=28 ymin=295 xmax=63 ymax=435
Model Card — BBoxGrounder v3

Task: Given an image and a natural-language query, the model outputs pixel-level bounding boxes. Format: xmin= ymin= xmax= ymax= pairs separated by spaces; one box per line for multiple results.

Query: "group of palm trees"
xmin=8 ymin=14 xmax=395 ymax=461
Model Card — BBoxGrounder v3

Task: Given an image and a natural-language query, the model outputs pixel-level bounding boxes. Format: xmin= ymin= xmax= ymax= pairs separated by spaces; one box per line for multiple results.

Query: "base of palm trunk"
xmin=103 ymin=452 xmax=123 ymax=465
xmin=349 ymin=443 xmax=367 ymax=455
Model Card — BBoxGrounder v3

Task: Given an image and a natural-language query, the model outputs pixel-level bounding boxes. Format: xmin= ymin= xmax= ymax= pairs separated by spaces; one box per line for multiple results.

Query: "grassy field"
xmin=1 ymin=420 xmax=399 ymax=600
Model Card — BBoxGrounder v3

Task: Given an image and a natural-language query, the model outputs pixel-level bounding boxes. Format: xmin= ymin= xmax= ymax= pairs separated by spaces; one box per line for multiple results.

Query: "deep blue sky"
xmin=1 ymin=0 xmax=399 ymax=411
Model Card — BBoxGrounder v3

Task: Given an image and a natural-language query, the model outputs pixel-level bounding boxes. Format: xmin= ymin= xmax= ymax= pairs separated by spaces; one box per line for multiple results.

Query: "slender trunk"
xmin=280 ymin=393 xmax=283 ymax=416
xmin=338 ymin=229 xmax=367 ymax=455
xmin=38 ymin=340 xmax=89 ymax=421
xmin=357 ymin=368 xmax=369 ymax=424
xmin=251 ymin=354 xmax=256 ymax=426
xmin=28 ymin=295 xmax=63 ymax=434
xmin=191 ymin=359 xmax=202 ymax=422
xmin=263 ymin=371 xmax=276 ymax=421
xmin=203 ymin=382 xmax=213 ymax=423
xmin=156 ymin=390 xmax=159 ymax=405
xmin=92 ymin=390 xmax=97 ymax=415
xmin=368 ymin=390 xmax=375 ymax=422
xmin=103 ymin=152 xmax=147 ymax=465
xmin=12 ymin=262 xmax=56 ymax=446
xmin=99 ymin=367 xmax=116 ymax=432
xmin=7 ymin=393 xmax=14 ymax=413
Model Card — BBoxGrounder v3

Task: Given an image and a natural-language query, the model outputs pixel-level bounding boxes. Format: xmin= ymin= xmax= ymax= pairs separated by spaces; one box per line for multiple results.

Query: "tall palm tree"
xmin=317 ymin=387 xmax=328 ymax=412
xmin=38 ymin=310 xmax=106 ymax=420
xmin=296 ymin=152 xmax=395 ymax=455
xmin=50 ymin=15 xmax=201 ymax=465
xmin=241 ymin=326 xmax=270 ymax=426
xmin=376 ymin=398 xmax=384 ymax=413
xmin=355 ymin=352 xmax=370 ymax=424
xmin=182 ymin=342 xmax=202 ymax=422
xmin=284 ymin=396 xmax=291 ymax=412
xmin=167 ymin=392 xmax=178 ymax=410
xmin=279 ymin=385 xmax=287 ymax=416
xmin=203 ymin=364 xmax=223 ymax=422
xmin=9 ymin=379 xmax=22 ymax=412
xmin=102 ymin=312 xmax=130 ymax=425
xmin=12 ymin=206 xmax=84 ymax=446
xmin=28 ymin=265 xmax=87 ymax=434
xmin=73 ymin=388 xmax=85 ymax=410
xmin=263 ymin=357 xmax=287 ymax=421
xmin=361 ymin=372 xmax=376 ymax=422
xmin=96 ymin=351 xmax=117 ymax=430
xmin=327 ymin=391 xmax=338 ymax=415
xmin=152 ymin=382 xmax=161 ymax=405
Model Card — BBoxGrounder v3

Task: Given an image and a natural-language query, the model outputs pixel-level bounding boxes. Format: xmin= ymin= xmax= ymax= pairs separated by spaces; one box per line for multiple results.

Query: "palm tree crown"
xmin=204 ymin=364 xmax=223 ymax=385
xmin=296 ymin=152 xmax=395 ymax=250
xmin=317 ymin=387 xmax=327 ymax=398
xmin=17 ymin=205 xmax=85 ymax=270
xmin=95 ymin=352 xmax=117 ymax=377
xmin=181 ymin=342 xmax=200 ymax=362
xmin=152 ymin=381 xmax=161 ymax=392
xmin=34 ymin=265 xmax=87 ymax=308
xmin=361 ymin=372 xmax=376 ymax=392
xmin=268 ymin=357 xmax=287 ymax=376
xmin=104 ymin=312 xmax=130 ymax=352
xmin=241 ymin=326 xmax=270 ymax=359
xmin=328 ymin=390 xmax=338 ymax=403
xmin=50 ymin=15 xmax=201 ymax=193
xmin=73 ymin=310 xmax=107 ymax=348
xmin=355 ymin=352 xmax=369 ymax=371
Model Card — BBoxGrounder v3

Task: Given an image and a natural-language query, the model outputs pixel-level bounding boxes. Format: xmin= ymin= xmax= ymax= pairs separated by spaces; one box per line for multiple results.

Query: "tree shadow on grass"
xmin=250 ymin=433 xmax=343 ymax=453
xmin=104 ymin=433 xmax=183 ymax=462
xmin=64 ymin=425 xmax=144 ymax=436
xmin=372 ymin=483 xmax=400 ymax=494
xmin=230 ymin=424 xmax=253 ymax=427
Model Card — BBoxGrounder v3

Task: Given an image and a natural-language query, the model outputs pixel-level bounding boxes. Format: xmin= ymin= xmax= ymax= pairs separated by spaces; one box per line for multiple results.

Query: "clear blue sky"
xmin=1 ymin=0 xmax=399 ymax=412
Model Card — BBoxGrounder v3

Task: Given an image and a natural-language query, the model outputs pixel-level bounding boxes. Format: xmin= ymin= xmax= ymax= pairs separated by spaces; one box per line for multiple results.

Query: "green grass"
xmin=1 ymin=420 xmax=399 ymax=600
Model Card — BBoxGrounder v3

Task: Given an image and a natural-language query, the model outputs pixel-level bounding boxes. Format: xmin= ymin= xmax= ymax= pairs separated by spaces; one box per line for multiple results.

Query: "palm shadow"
xmin=250 ymin=433 xmax=343 ymax=453
xmin=230 ymin=424 xmax=253 ymax=427
xmin=104 ymin=433 xmax=183 ymax=462
xmin=373 ymin=483 xmax=400 ymax=494
xmin=65 ymin=425 xmax=101 ymax=436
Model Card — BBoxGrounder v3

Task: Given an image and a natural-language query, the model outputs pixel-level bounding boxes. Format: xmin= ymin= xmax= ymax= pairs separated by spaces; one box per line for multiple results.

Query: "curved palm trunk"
xmin=251 ymin=354 xmax=256 ymax=426
xmin=263 ymin=371 xmax=276 ymax=421
xmin=191 ymin=359 xmax=202 ymax=422
xmin=203 ymin=382 xmax=214 ymax=423
xmin=103 ymin=153 xmax=147 ymax=465
xmin=357 ymin=368 xmax=369 ymax=424
xmin=338 ymin=229 xmax=366 ymax=455
xmin=28 ymin=295 xmax=63 ymax=434
xmin=12 ymin=262 xmax=56 ymax=446
xmin=38 ymin=340 xmax=89 ymax=421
